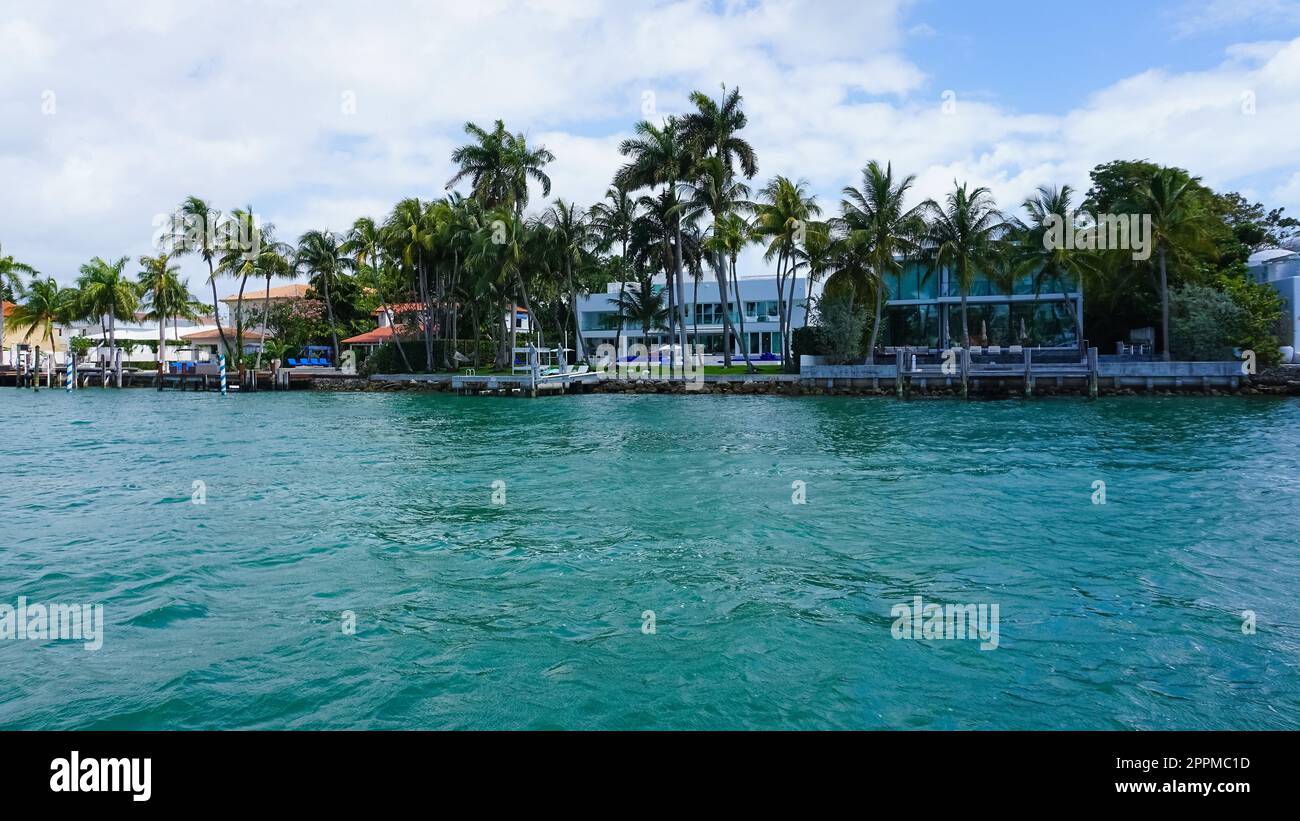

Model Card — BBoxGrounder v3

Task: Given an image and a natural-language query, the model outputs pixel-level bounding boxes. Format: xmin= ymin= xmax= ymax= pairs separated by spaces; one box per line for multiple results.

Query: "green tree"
xmin=169 ymin=196 xmax=232 ymax=358
xmin=137 ymin=252 xmax=189 ymax=374
xmin=754 ymin=176 xmax=820 ymax=366
xmin=839 ymin=161 xmax=926 ymax=355
xmin=590 ymin=185 xmax=640 ymax=357
xmin=1 ymin=242 xmax=38 ymax=363
xmin=1127 ymin=168 xmax=1216 ymax=361
xmin=4 ymin=275 xmax=71 ymax=382
xmin=76 ymin=256 xmax=139 ymax=382
xmin=616 ymin=118 xmax=694 ymax=366
xmin=295 ymin=230 xmax=355 ymax=364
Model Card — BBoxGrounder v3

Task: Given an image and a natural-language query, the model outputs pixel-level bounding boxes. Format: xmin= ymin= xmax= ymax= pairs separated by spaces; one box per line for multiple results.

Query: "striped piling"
xmin=219 ymin=355 xmax=228 ymax=396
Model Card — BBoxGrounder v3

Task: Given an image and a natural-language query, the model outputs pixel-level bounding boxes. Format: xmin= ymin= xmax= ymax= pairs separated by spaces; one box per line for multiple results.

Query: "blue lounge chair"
xmin=287 ymin=358 xmax=299 ymax=367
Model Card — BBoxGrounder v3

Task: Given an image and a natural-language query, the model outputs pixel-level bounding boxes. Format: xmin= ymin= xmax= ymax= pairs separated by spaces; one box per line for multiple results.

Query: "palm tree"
xmin=447 ymin=120 xmax=554 ymax=218
xmin=4 ymin=275 xmax=69 ymax=385
xmin=1126 ymin=168 xmax=1213 ymax=361
xmin=137 ymin=252 xmax=189 ymax=376
xmin=295 ymin=230 xmax=354 ymax=365
xmin=684 ymin=155 xmax=751 ymax=367
xmin=76 ymin=256 xmax=139 ymax=385
xmin=589 ymin=185 xmax=639 ymax=356
xmin=345 ymin=216 xmax=412 ymax=373
xmin=717 ymin=211 xmax=757 ymax=371
xmin=923 ymin=182 xmax=1005 ymax=397
xmin=385 ymin=198 xmax=434 ymax=370
xmin=613 ymin=276 xmax=670 ymax=361
xmin=839 ymin=161 xmax=927 ymax=355
xmin=540 ymin=200 xmax=597 ymax=365
xmin=245 ymin=227 xmax=293 ymax=371
xmin=754 ymin=176 xmax=820 ymax=366
xmin=170 ymin=196 xmax=232 ymax=359
xmin=0 ymin=242 xmax=37 ymax=365
xmin=616 ymin=117 xmax=693 ymax=367
xmin=1011 ymin=185 xmax=1098 ymax=353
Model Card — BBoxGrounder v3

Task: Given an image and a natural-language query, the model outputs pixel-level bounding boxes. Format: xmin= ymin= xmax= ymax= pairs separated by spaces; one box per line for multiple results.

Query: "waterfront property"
xmin=1248 ymin=248 xmax=1300 ymax=358
xmin=219 ymin=283 xmax=311 ymax=325
xmin=878 ymin=262 xmax=1082 ymax=350
xmin=2 ymin=299 xmax=68 ymax=368
xmin=576 ymin=274 xmax=807 ymax=361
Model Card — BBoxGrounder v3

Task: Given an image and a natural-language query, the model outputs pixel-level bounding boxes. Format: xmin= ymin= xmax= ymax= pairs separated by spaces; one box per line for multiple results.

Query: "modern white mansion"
xmin=575 ymin=274 xmax=809 ymax=360
xmin=1248 ymin=248 xmax=1300 ymax=356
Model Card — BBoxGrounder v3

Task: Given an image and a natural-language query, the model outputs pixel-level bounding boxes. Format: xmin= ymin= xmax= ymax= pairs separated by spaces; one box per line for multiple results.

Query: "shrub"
xmin=1169 ymin=284 xmax=1245 ymax=361
xmin=814 ymin=297 xmax=868 ymax=364
xmin=1217 ymin=272 xmax=1284 ymax=367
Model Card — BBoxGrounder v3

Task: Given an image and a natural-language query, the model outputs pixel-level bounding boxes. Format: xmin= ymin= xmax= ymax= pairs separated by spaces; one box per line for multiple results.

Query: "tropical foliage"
xmin=4 ymin=89 xmax=1294 ymax=373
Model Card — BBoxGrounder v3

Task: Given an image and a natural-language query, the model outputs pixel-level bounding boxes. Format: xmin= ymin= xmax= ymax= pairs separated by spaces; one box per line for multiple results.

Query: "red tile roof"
xmin=341 ymin=326 xmax=397 ymax=345
xmin=371 ymin=303 xmax=425 ymax=316
xmin=2 ymin=301 xmax=13 ymax=318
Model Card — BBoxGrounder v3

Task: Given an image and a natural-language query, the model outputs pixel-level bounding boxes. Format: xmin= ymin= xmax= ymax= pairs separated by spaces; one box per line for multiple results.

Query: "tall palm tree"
xmin=616 ymin=117 xmax=693 ymax=367
xmin=754 ymin=176 xmax=820 ymax=365
xmin=244 ymin=227 xmax=293 ymax=371
xmin=385 ymin=198 xmax=434 ymax=370
xmin=170 ymin=196 xmax=232 ymax=359
xmin=4 ymin=275 xmax=69 ymax=385
xmin=0 ymin=242 xmax=37 ymax=365
xmin=447 ymin=120 xmax=554 ymax=218
xmin=685 ymin=155 xmax=751 ymax=367
xmin=718 ymin=211 xmax=757 ymax=371
xmin=540 ymin=200 xmax=597 ymax=365
xmin=613 ymin=276 xmax=670 ymax=360
xmin=345 ymin=216 xmax=412 ymax=373
xmin=76 ymin=256 xmax=139 ymax=385
xmin=923 ymin=182 xmax=1005 ymax=397
xmin=137 ymin=252 xmax=188 ymax=376
xmin=1011 ymin=184 xmax=1098 ymax=353
xmin=589 ymin=185 xmax=639 ymax=356
xmin=839 ymin=161 xmax=927 ymax=355
xmin=217 ymin=206 xmax=263 ymax=364
xmin=295 ymin=230 xmax=354 ymax=364
xmin=1126 ymin=168 xmax=1213 ymax=361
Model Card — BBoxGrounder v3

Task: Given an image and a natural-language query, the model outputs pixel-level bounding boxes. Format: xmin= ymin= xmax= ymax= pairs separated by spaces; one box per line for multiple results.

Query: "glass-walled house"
xmin=576 ymin=275 xmax=808 ymax=359
xmin=881 ymin=262 xmax=1082 ymax=350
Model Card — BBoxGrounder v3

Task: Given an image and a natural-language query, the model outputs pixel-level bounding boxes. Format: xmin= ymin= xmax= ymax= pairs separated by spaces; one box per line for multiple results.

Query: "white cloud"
xmin=0 ymin=0 xmax=1298 ymax=296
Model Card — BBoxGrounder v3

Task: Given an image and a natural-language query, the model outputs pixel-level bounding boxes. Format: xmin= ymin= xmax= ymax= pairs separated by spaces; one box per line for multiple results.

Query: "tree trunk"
xmin=716 ymin=246 xmax=732 ymax=368
xmin=867 ymin=272 xmax=884 ymax=356
xmin=158 ymin=315 xmax=167 ymax=380
xmin=673 ymin=210 xmax=687 ymax=373
xmin=732 ymin=256 xmax=754 ymax=373
xmin=1159 ymin=246 xmax=1170 ymax=361
xmin=322 ymin=274 xmax=340 ymax=366
xmin=234 ymin=273 xmax=250 ymax=369
xmin=207 ymin=258 xmax=230 ymax=360
xmin=372 ymin=258 xmax=412 ymax=373
xmin=567 ymin=257 xmax=588 ymax=365
xmin=255 ymin=274 xmax=272 ymax=371
xmin=472 ymin=301 xmax=482 ymax=368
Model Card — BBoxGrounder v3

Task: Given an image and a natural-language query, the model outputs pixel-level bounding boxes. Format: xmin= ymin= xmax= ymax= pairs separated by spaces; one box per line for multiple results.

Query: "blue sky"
xmin=2 ymin=0 xmax=1299 ymax=292
xmin=903 ymin=0 xmax=1300 ymax=113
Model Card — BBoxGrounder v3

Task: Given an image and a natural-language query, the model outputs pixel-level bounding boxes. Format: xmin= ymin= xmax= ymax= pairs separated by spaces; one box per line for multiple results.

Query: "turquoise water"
xmin=2 ymin=389 xmax=1299 ymax=730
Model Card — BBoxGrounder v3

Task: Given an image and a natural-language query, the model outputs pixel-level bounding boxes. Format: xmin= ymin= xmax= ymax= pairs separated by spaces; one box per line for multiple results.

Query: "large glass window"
xmin=883 ymin=305 xmax=941 ymax=348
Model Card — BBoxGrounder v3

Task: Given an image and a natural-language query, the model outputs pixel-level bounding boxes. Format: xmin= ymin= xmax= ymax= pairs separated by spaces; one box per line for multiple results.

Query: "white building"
xmin=575 ymin=275 xmax=808 ymax=361
xmin=1248 ymin=248 xmax=1300 ymax=356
